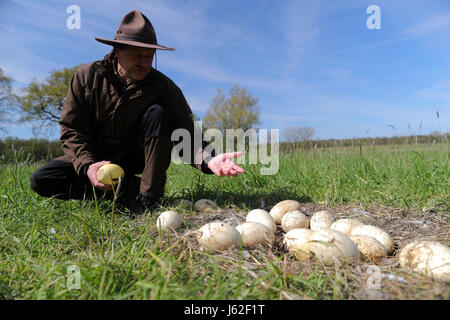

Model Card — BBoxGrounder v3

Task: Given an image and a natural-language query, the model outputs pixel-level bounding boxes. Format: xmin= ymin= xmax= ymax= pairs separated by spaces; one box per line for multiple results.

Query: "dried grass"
xmin=149 ymin=202 xmax=449 ymax=300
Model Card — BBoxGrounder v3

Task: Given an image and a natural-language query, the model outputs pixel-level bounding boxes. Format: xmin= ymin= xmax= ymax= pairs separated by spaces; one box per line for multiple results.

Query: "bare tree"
xmin=283 ymin=126 xmax=315 ymax=151
xmin=0 ymin=67 xmax=15 ymax=133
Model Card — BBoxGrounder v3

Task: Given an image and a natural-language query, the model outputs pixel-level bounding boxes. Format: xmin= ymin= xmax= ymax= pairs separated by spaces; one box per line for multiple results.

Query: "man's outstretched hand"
xmin=207 ymin=152 xmax=245 ymax=177
xmin=87 ymin=160 xmax=113 ymax=191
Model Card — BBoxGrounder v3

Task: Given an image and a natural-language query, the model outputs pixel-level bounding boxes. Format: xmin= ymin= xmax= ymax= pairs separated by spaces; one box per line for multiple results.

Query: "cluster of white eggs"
xmin=156 ymin=199 xmax=450 ymax=281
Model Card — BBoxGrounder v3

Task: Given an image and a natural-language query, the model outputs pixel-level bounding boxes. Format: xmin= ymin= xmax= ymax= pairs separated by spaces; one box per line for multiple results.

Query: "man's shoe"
xmin=128 ymin=193 xmax=159 ymax=217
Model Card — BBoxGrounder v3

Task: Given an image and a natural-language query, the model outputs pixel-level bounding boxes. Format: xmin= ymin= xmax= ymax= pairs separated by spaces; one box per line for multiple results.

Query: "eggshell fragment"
xmin=194 ymin=199 xmax=218 ymax=213
xmin=236 ymin=222 xmax=274 ymax=247
xmin=269 ymin=200 xmax=302 ymax=224
xmin=349 ymin=235 xmax=387 ymax=262
xmin=351 ymin=225 xmax=394 ymax=254
xmin=399 ymin=241 xmax=450 ymax=281
xmin=246 ymin=209 xmax=276 ymax=233
xmin=156 ymin=211 xmax=182 ymax=232
xmin=197 ymin=222 xmax=242 ymax=252
xmin=310 ymin=211 xmax=335 ymax=231
xmin=330 ymin=219 xmax=364 ymax=236
xmin=281 ymin=210 xmax=309 ymax=232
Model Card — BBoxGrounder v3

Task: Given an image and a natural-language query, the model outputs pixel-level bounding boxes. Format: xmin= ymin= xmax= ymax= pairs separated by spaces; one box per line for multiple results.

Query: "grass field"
xmin=0 ymin=143 xmax=448 ymax=300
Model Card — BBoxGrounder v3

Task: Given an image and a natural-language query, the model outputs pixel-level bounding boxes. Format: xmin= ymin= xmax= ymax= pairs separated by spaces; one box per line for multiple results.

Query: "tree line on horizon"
xmin=1 ymin=132 xmax=447 ymax=163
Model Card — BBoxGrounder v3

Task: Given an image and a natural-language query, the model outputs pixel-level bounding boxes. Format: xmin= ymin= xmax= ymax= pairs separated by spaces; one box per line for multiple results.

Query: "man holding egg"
xmin=29 ymin=10 xmax=244 ymax=215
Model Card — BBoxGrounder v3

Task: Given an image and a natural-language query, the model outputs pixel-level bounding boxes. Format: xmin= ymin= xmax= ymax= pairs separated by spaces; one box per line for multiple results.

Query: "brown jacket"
xmin=59 ymin=50 xmax=213 ymax=175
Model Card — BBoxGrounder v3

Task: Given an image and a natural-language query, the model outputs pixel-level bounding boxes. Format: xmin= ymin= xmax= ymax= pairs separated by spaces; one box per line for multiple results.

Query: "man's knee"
xmin=141 ymin=104 xmax=174 ymax=138
xmin=29 ymin=159 xmax=86 ymax=199
xmin=30 ymin=167 xmax=49 ymax=197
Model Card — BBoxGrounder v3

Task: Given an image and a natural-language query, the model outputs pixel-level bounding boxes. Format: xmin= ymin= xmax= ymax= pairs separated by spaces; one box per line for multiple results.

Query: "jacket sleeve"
xmin=59 ymin=69 xmax=97 ymax=175
xmin=163 ymin=79 xmax=215 ymax=174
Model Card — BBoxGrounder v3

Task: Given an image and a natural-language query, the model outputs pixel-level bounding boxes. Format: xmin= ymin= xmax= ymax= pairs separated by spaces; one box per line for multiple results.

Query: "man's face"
xmin=116 ymin=46 xmax=155 ymax=82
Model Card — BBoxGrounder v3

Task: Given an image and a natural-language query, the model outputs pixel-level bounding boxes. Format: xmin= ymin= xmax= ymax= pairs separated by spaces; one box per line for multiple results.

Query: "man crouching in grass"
xmin=29 ymin=10 xmax=244 ymax=216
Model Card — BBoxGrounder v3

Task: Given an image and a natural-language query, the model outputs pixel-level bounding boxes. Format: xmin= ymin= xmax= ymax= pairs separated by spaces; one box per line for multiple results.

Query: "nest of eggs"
xmin=140 ymin=199 xmax=449 ymax=299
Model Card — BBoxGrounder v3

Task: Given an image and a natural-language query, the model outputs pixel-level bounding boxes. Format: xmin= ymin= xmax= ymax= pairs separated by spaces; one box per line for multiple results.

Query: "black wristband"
xmin=201 ymin=156 xmax=214 ymax=175
xmin=82 ymin=162 xmax=94 ymax=177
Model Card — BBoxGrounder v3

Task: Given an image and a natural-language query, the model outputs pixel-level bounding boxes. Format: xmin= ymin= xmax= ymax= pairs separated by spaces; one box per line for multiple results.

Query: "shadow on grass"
xmin=165 ymin=188 xmax=312 ymax=210
xmin=39 ymin=179 xmax=313 ymax=215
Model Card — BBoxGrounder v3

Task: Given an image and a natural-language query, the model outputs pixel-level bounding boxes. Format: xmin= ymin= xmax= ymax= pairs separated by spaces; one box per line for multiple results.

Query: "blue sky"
xmin=1 ymin=0 xmax=449 ymax=141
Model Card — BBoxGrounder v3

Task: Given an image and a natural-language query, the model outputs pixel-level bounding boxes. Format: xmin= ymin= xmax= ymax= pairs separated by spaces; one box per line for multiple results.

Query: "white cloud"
xmin=280 ymin=0 xmax=320 ymax=72
xmin=325 ymin=68 xmax=367 ymax=88
xmin=414 ymin=79 xmax=450 ymax=103
xmin=401 ymin=13 xmax=450 ymax=36
xmin=340 ymin=3 xmax=450 ymax=55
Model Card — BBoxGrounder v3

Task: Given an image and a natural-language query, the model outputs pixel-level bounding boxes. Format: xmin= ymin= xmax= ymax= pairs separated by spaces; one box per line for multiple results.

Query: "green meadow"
xmin=0 ymin=143 xmax=448 ymax=300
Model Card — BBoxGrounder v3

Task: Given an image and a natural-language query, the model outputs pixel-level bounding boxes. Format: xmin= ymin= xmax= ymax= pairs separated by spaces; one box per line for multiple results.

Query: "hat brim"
xmin=95 ymin=37 xmax=175 ymax=51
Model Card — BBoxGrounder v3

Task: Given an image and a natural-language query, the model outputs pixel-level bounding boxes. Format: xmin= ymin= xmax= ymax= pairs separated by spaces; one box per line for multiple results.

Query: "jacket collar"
xmin=91 ymin=50 xmax=125 ymax=92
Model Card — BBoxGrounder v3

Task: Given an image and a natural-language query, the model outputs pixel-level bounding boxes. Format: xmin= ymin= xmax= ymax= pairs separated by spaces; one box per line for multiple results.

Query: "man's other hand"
xmin=207 ymin=152 xmax=245 ymax=177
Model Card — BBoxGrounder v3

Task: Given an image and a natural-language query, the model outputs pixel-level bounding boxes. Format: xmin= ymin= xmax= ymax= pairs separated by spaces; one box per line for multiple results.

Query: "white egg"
xmin=305 ymin=229 xmax=360 ymax=265
xmin=281 ymin=210 xmax=309 ymax=232
xmin=156 ymin=211 xmax=182 ymax=232
xmin=197 ymin=222 xmax=242 ymax=252
xmin=172 ymin=199 xmax=193 ymax=210
xmin=349 ymin=235 xmax=387 ymax=262
xmin=246 ymin=209 xmax=276 ymax=233
xmin=330 ymin=219 xmax=364 ymax=236
xmin=399 ymin=241 xmax=450 ymax=281
xmin=283 ymin=228 xmax=314 ymax=261
xmin=269 ymin=200 xmax=302 ymax=224
xmin=194 ymin=199 xmax=218 ymax=213
xmin=310 ymin=211 xmax=335 ymax=231
xmin=236 ymin=222 xmax=274 ymax=247
xmin=351 ymin=224 xmax=394 ymax=255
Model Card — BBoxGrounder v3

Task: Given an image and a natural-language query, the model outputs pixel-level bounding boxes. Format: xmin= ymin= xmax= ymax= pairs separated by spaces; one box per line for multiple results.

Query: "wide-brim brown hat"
xmin=95 ymin=10 xmax=175 ymax=51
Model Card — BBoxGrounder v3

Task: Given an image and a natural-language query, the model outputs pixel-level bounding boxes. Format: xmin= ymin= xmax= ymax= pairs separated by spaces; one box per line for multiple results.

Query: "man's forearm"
xmin=60 ymin=127 xmax=97 ymax=175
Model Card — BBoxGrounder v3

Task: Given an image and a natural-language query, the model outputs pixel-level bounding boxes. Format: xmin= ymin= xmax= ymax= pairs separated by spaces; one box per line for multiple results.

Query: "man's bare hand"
xmin=87 ymin=161 xmax=113 ymax=191
xmin=207 ymin=152 xmax=245 ymax=177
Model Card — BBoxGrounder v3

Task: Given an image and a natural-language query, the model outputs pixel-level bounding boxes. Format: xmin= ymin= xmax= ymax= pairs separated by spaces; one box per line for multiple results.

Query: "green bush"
xmin=0 ymin=137 xmax=63 ymax=163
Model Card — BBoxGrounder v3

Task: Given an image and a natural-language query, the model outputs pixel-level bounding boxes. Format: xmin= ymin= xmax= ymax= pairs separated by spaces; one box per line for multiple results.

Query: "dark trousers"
xmin=30 ymin=104 xmax=174 ymax=205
